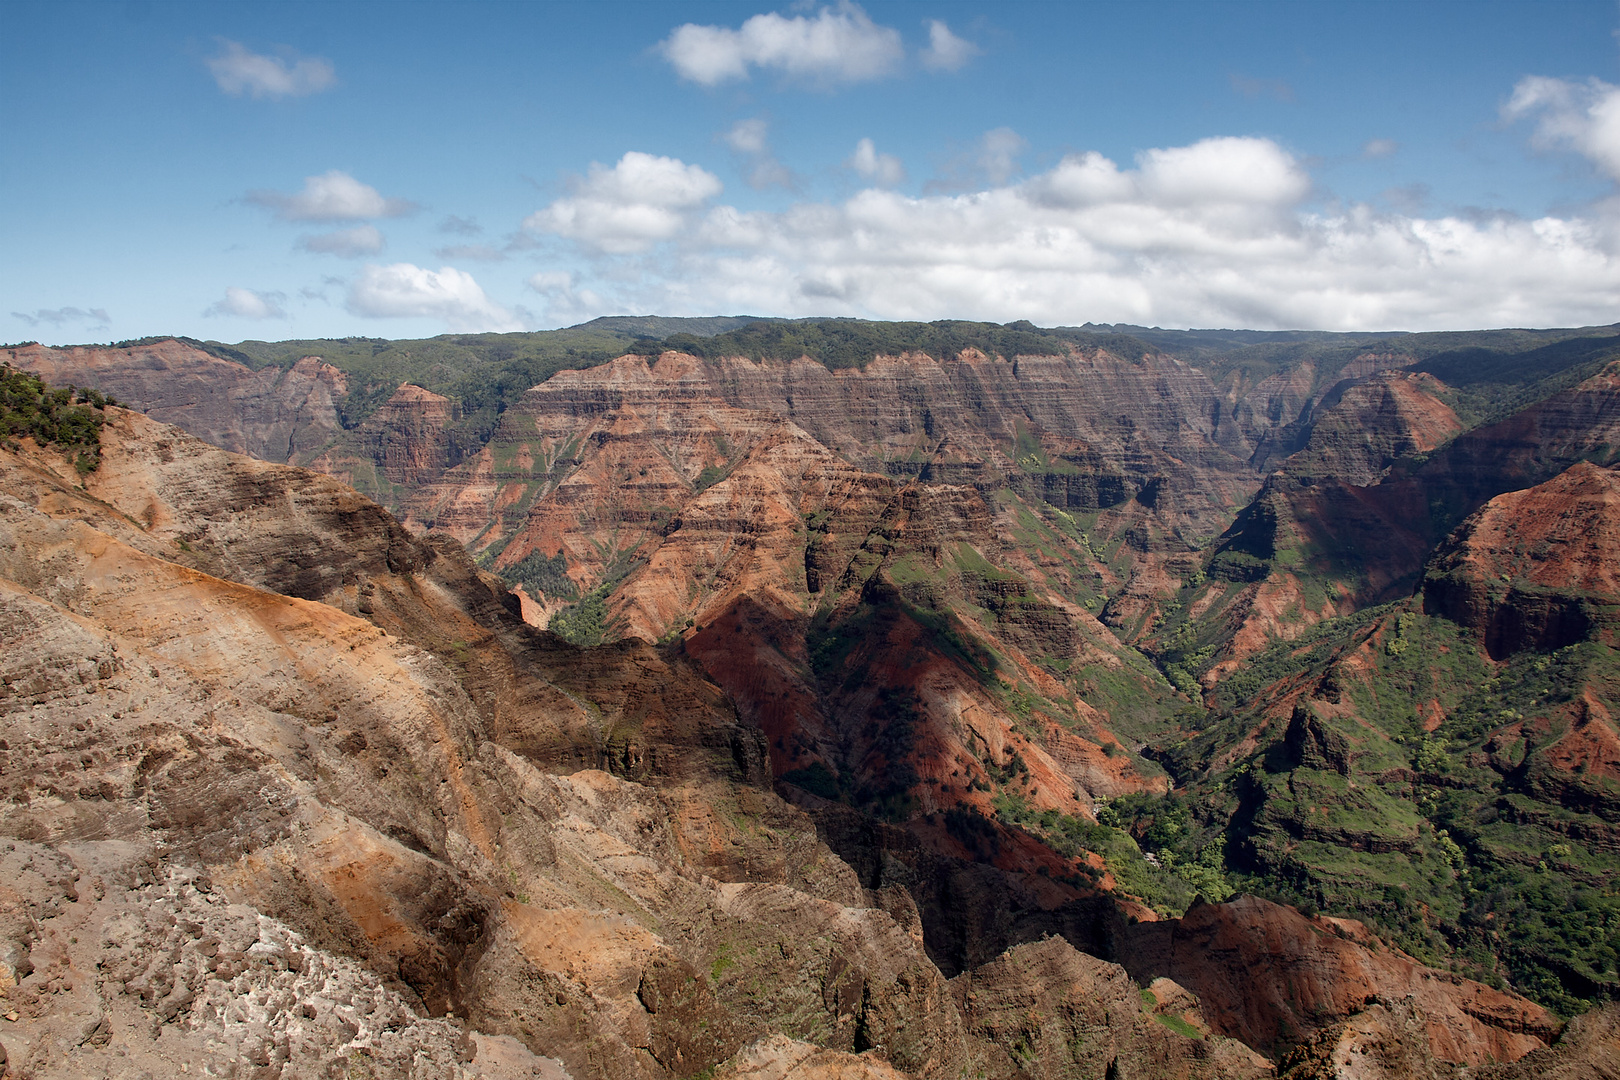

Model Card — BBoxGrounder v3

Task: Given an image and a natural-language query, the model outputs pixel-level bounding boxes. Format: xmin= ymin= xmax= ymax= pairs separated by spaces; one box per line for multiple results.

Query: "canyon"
xmin=3 ymin=318 xmax=1619 ymax=1078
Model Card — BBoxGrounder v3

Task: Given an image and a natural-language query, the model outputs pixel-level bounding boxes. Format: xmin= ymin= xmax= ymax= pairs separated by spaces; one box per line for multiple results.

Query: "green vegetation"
xmin=1107 ymin=323 xmax=1620 ymax=404
xmin=778 ymin=761 xmax=840 ymax=801
xmin=692 ymin=464 xmax=728 ymax=492
xmin=212 ymin=326 xmax=645 ymax=439
xmin=1148 ymin=592 xmax=1620 ymax=1017
xmin=1410 ymin=332 xmax=1620 ymax=429
xmin=500 ymin=549 xmax=578 ymax=601
xmin=1153 ymin=1013 xmax=1204 ymax=1040
xmin=993 ymin=791 xmax=1234 ymax=917
xmin=0 ymin=363 xmax=111 ymax=472
xmin=547 ymin=586 xmax=611 ymax=647
xmin=651 ymin=318 xmax=1152 ymax=371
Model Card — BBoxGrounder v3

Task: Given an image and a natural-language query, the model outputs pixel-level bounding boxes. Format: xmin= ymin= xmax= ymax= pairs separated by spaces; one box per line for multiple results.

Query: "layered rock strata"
xmin=3 ymin=340 xmax=347 ymax=465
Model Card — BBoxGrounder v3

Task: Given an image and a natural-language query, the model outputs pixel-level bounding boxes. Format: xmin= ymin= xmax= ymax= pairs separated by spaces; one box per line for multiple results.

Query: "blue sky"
xmin=3 ymin=1 xmax=1618 ymax=344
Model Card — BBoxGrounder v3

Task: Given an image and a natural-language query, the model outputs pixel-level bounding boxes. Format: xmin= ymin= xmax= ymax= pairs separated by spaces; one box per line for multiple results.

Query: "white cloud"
xmin=1362 ymin=138 xmax=1399 ymax=159
xmin=1504 ymin=75 xmax=1620 ymax=182
xmin=1136 ymin=136 xmax=1309 ymax=206
xmin=919 ymin=20 xmax=978 ymax=72
xmin=848 ymin=138 xmax=905 ymax=186
xmin=1026 ymin=151 xmax=1133 ymax=207
xmin=248 ymin=171 xmax=415 ymax=222
xmin=296 ymin=224 xmax=385 ymax=257
xmin=523 ymin=152 xmax=723 ymax=253
xmin=346 ymin=263 xmax=521 ymax=331
xmin=660 ymin=3 xmax=904 ymax=87
xmin=533 ymin=134 xmax=1620 ymax=333
xmin=528 ymin=271 xmax=609 ymax=324
xmin=204 ymin=287 xmax=286 ymax=320
xmin=207 ymin=40 xmax=336 ymax=99
xmin=11 ymin=306 xmax=110 ymax=329
xmin=723 ymin=119 xmax=770 ymax=155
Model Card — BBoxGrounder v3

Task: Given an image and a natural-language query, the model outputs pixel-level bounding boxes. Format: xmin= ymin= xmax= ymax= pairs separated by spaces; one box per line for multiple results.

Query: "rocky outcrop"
xmin=1121 ymin=895 xmax=1560 ymax=1065
xmin=309 ymin=382 xmax=467 ymax=491
xmin=5 ymin=339 xmax=347 ymax=465
xmin=1423 ymin=460 xmax=1620 ymax=657
xmin=1280 ymin=371 xmax=1462 ymax=489
xmin=0 ymin=844 xmax=561 ymax=1080
xmin=1279 ymin=1000 xmax=1620 ymax=1080
xmin=712 ymin=1035 xmax=912 ymax=1079
xmin=1476 ymin=1003 xmax=1620 ymax=1079
xmin=948 ymin=936 xmax=1271 ymax=1079
xmin=1276 ymin=1000 xmax=1468 ymax=1080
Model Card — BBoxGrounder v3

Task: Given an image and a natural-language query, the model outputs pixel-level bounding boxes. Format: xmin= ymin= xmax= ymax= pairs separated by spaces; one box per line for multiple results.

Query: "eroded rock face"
xmin=0 ymin=845 xmax=559 ymax=1080
xmin=4 ymin=340 xmax=348 ymax=465
xmin=712 ymin=1034 xmax=911 ymax=1080
xmin=948 ymin=936 xmax=1271 ymax=1080
xmin=1281 ymin=371 xmax=1463 ymax=490
xmin=1278 ymin=1000 xmax=1620 ymax=1080
xmin=1423 ymin=460 xmax=1620 ymax=658
xmin=1276 ymin=1000 xmax=1464 ymax=1080
xmin=310 ymin=382 xmax=469 ymax=490
xmin=1476 ymin=1002 xmax=1620 ymax=1080
xmin=1121 ymin=895 xmax=1560 ymax=1065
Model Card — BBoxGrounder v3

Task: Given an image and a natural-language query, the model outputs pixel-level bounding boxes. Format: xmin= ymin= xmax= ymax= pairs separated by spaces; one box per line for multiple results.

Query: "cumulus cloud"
xmin=1135 ymin=136 xmax=1309 ymax=206
xmin=746 ymin=158 xmax=795 ymax=191
xmin=248 ymin=171 xmax=416 ymax=222
xmin=296 ymin=225 xmax=385 ymax=257
xmin=533 ymin=133 xmax=1620 ymax=332
xmin=919 ymin=20 xmax=978 ymax=72
xmin=1362 ymin=138 xmax=1399 ymax=159
xmin=204 ymin=287 xmax=286 ymax=320
xmin=660 ymin=3 xmax=904 ymax=86
xmin=207 ymin=40 xmax=336 ymax=99
xmin=1503 ymin=75 xmax=1620 ymax=181
xmin=523 ymin=152 xmax=723 ymax=253
xmin=1381 ymin=183 xmax=1431 ymax=214
xmin=346 ymin=263 xmax=521 ymax=331
xmin=11 ymin=306 xmax=110 ymax=329
xmin=848 ymin=138 xmax=905 ymax=186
